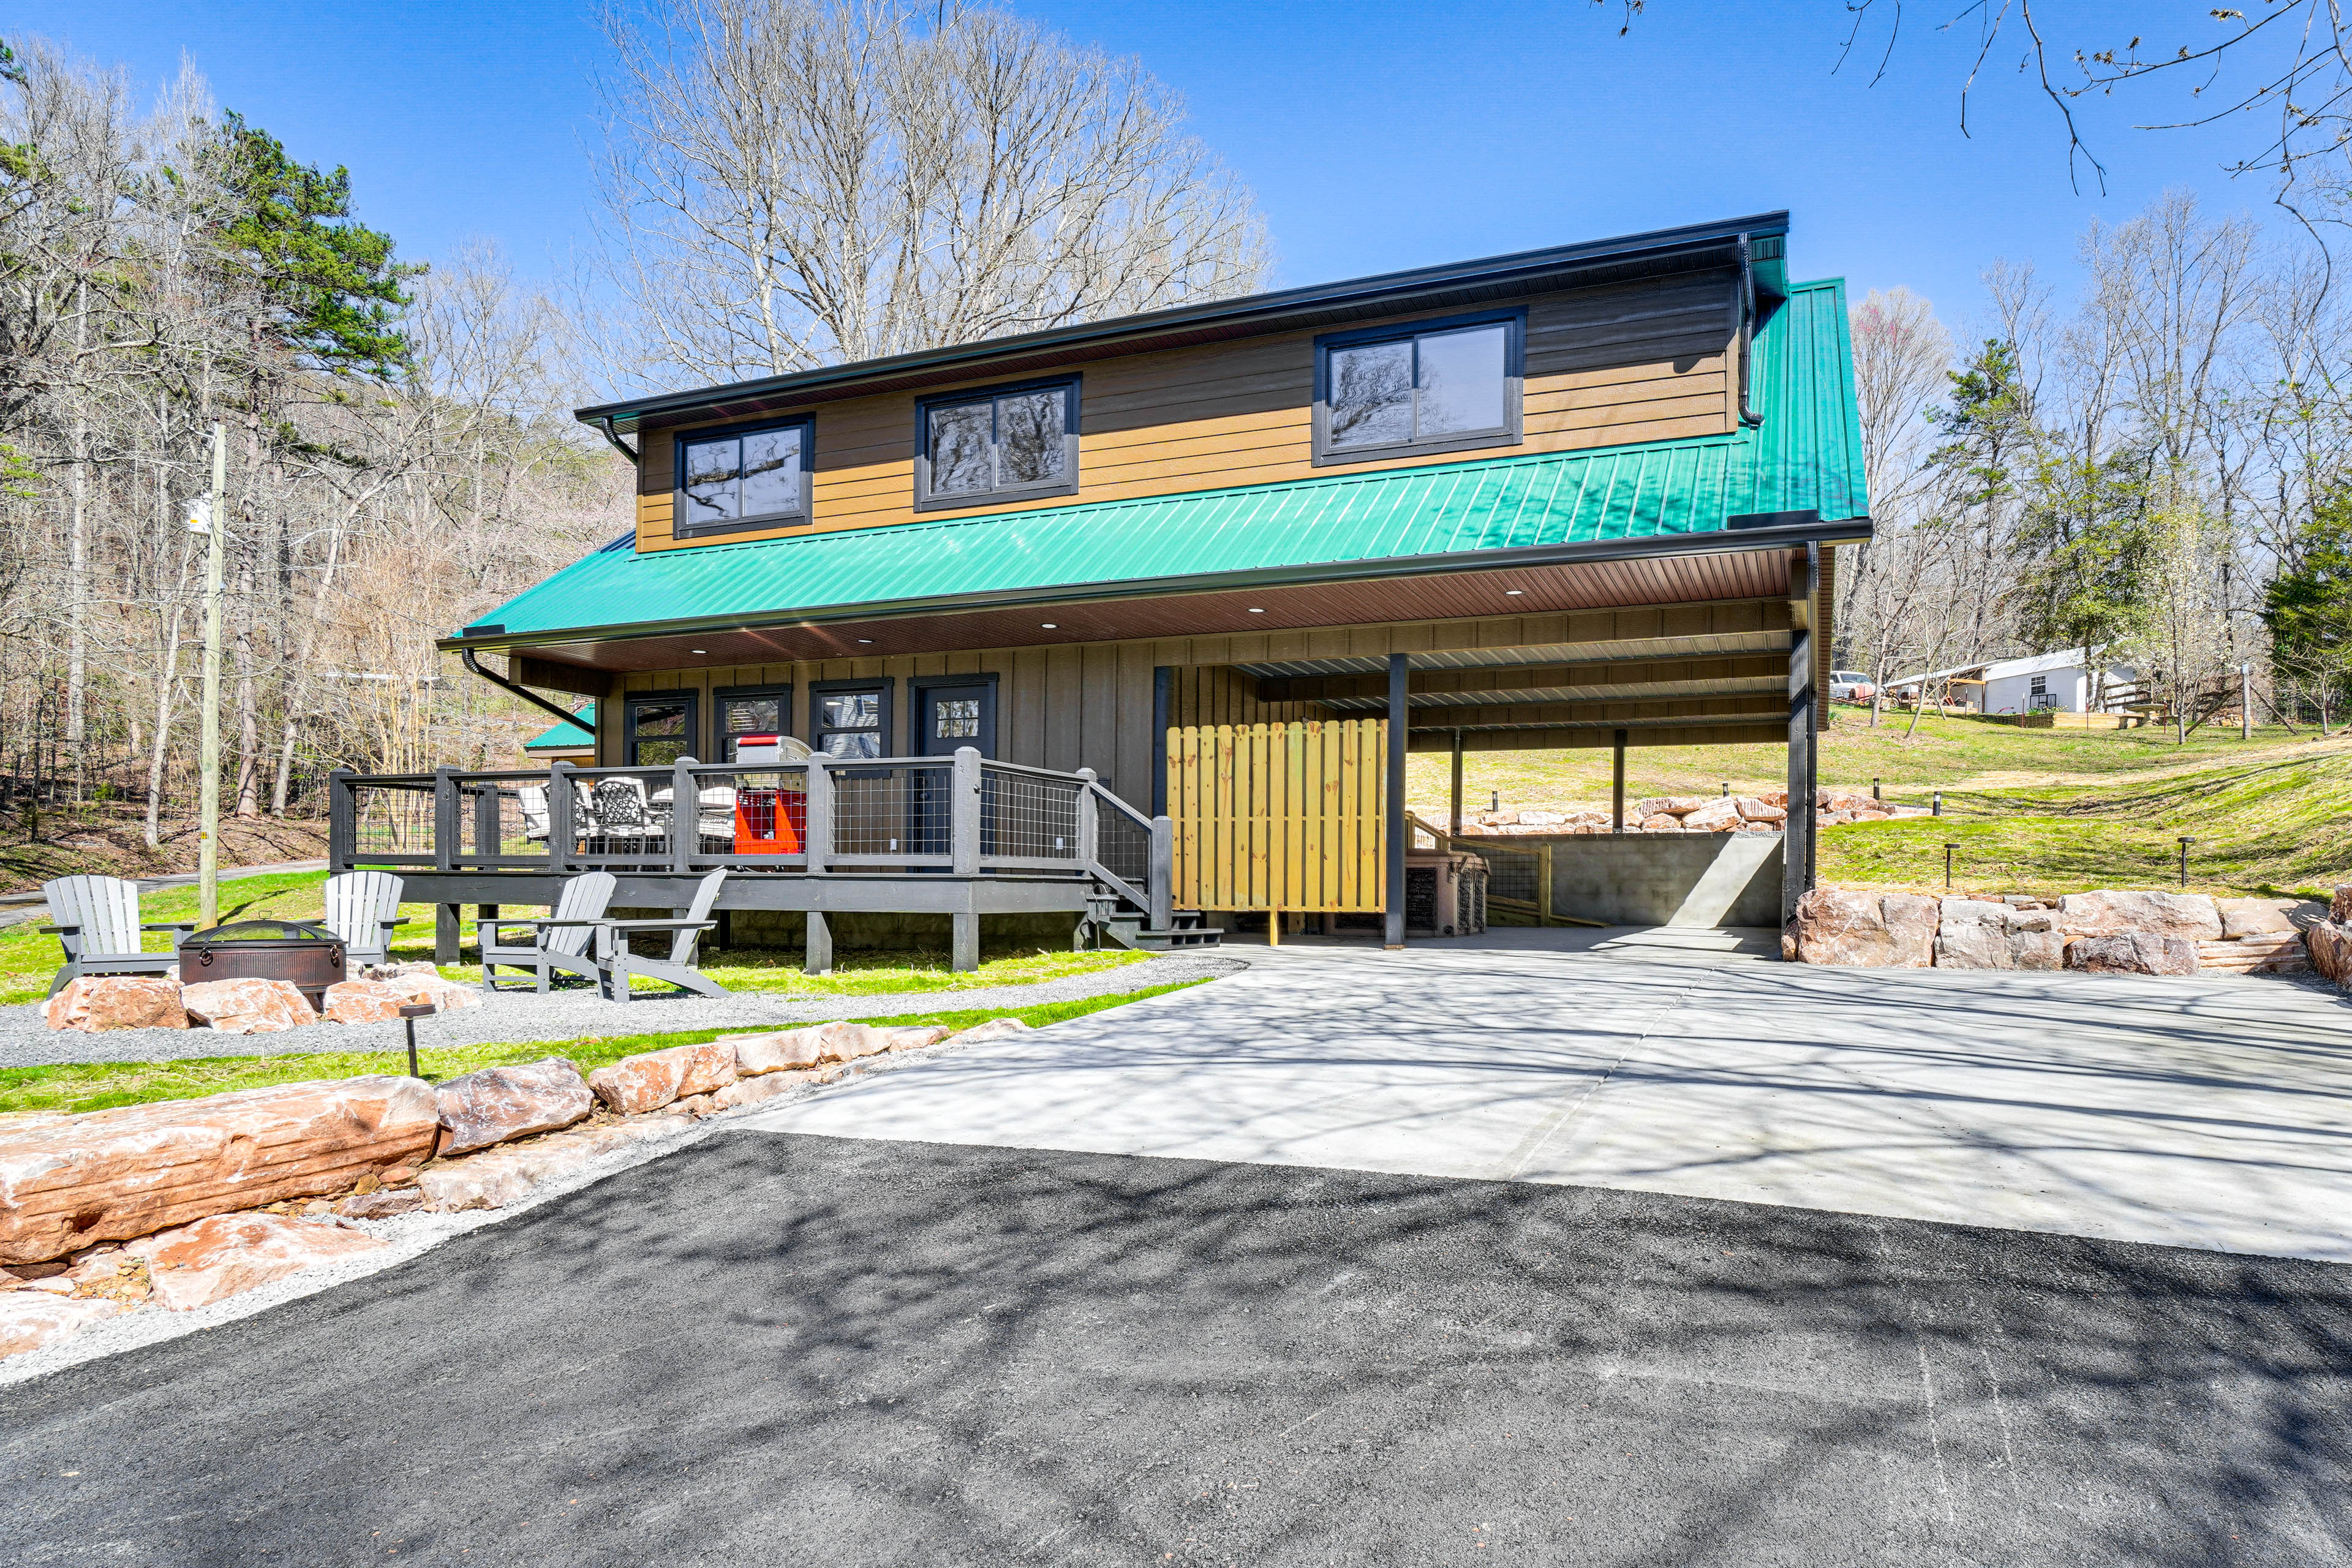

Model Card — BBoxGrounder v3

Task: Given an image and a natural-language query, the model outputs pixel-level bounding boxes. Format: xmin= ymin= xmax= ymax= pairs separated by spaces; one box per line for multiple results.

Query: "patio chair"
xmin=599 ymin=869 xmax=731 ymax=1003
xmin=580 ymin=776 xmax=654 ymax=853
xmin=479 ymin=870 xmax=619 ymax=995
xmin=42 ymin=875 xmax=197 ymax=998
xmin=516 ymin=785 xmax=551 ymax=843
xmin=320 ymin=871 xmax=412 ymax=971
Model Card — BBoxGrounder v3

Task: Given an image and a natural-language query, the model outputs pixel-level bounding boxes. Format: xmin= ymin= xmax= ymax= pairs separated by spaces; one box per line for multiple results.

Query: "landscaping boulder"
xmin=586 ymin=1040 xmax=737 ymax=1115
xmin=181 ymin=978 xmax=317 ymax=1035
xmin=2056 ymin=891 xmax=2222 ymax=941
xmin=379 ymin=973 xmax=482 ymax=1012
xmin=434 ymin=1058 xmax=594 ymax=1157
xmin=950 ymin=1017 xmax=1033 ymax=1046
xmin=1637 ymin=813 xmax=1682 ymax=832
xmin=712 ymin=1071 xmax=813 ymax=1110
xmin=0 ymin=1294 xmax=122 ymax=1359
xmin=322 ymin=979 xmax=412 ymax=1025
xmin=360 ymin=960 xmax=440 ymax=983
xmin=126 ymin=1211 xmax=388 ymax=1312
xmin=2337 ymin=885 xmax=2352 ymax=923
xmin=419 ymin=1117 xmax=693 ymax=1213
xmin=1790 ymin=889 xmax=1936 ymax=967
xmin=812 ymin=1022 xmax=950 ymax=1063
xmin=1679 ymin=797 xmax=1742 ymax=832
xmin=335 ymin=1187 xmax=424 ymax=1220
xmin=2215 ymin=899 xmax=2299 ymax=940
xmin=1733 ymin=796 xmax=1786 ymax=823
xmin=0 ymin=1076 xmax=439 ymax=1265
xmin=1932 ymin=899 xmax=2015 ymax=970
xmin=2064 ymin=932 xmax=2200 ymax=977
xmin=42 ymin=976 xmax=187 ymax=1033
xmin=2308 ymin=921 xmax=2352 ymax=986
xmin=723 ymin=1027 xmax=829 ymax=1076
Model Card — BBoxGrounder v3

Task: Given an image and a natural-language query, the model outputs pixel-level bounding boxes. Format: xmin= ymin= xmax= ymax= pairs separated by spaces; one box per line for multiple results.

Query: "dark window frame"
xmin=671 ymin=414 xmax=818 ymax=540
xmin=911 ymin=376 xmax=1082 ymax=513
xmin=809 ymin=676 xmax=896 ymax=764
xmin=911 ymin=671 xmax=1000 ymax=758
xmin=1311 ymin=307 xmax=1526 ymax=467
xmin=713 ymin=684 xmax=796 ymax=761
xmin=622 ymin=690 xmax=701 ymax=768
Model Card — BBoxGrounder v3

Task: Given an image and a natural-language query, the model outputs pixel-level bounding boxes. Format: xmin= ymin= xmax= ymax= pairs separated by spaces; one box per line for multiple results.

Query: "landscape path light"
xmin=2178 ymin=837 xmax=2195 ymax=890
xmin=399 ymin=1001 xmax=438 ymax=1079
xmin=1943 ymin=843 xmax=1959 ymax=889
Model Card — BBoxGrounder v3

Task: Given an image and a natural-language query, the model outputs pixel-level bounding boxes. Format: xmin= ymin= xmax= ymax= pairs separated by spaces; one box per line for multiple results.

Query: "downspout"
xmin=595 ymin=416 xmax=640 ymax=463
xmin=459 ymin=646 xmax=599 ymax=734
xmin=1736 ymin=233 xmax=1762 ymax=427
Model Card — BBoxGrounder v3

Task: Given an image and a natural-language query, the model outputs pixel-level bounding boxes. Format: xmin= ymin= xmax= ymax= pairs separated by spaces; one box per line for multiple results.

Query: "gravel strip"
xmin=0 ymin=951 xmax=1244 ymax=1068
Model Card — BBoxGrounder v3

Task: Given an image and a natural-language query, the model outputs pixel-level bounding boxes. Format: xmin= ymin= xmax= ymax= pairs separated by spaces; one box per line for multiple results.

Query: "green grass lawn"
xmin=1408 ymin=712 xmax=2352 ymax=900
xmin=0 ymin=869 xmax=1147 ymax=1006
xmin=0 ymin=979 xmax=1207 ymax=1118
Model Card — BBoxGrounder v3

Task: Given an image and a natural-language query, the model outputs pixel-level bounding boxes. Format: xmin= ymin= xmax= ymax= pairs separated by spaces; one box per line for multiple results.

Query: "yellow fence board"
xmin=1167 ymin=720 xmax=1385 ymax=912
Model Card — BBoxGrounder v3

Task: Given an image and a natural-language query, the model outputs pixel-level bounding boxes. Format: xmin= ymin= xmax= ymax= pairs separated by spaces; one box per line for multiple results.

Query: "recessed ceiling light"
xmin=1246 ymin=607 xmax=1265 ymax=614
xmin=856 ymin=638 xmax=874 ymax=644
xmin=1040 ymin=622 xmax=1057 ymax=629
xmin=1504 ymin=590 xmax=1523 ymax=597
xmin=691 ymin=648 xmax=707 ymax=653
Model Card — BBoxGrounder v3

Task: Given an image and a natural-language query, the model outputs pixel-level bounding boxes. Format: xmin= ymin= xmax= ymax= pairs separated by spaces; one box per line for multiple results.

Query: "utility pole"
xmin=2240 ymin=662 xmax=2253 ymax=741
xmin=196 ymin=423 xmax=227 ymax=928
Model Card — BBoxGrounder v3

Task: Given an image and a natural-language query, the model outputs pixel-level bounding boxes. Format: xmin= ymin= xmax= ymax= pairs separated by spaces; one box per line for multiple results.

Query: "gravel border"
xmin=0 ymin=962 xmax=1243 ymax=1387
xmin=0 ymin=951 xmax=1243 ymax=1068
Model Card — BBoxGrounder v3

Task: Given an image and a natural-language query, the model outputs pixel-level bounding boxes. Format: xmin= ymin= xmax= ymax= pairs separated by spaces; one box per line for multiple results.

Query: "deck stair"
xmin=1084 ymin=884 xmax=1222 ymax=952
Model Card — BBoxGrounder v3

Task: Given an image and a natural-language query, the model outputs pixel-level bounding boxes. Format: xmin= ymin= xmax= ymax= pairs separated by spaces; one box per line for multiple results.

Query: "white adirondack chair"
xmin=42 ymin=875 xmax=197 ymax=998
xmin=320 ymin=872 xmax=412 ymax=970
xmin=599 ymin=869 xmax=730 ymax=1003
xmin=479 ymin=871 xmax=619 ymax=995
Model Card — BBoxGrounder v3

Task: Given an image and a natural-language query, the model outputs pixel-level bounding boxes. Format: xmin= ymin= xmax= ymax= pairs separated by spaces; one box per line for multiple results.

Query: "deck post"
xmin=547 ymin=760 xmax=576 ymax=870
xmin=1151 ymin=666 xmax=1173 ymax=818
xmin=1074 ymin=768 xmax=1099 ymax=867
xmin=1148 ymin=815 xmax=1174 ymax=930
xmin=1448 ymin=731 xmax=1464 ymax=840
xmin=432 ymin=767 xmax=458 ymax=873
xmin=952 ymin=906 xmax=980 ymax=972
xmin=804 ymin=910 xmax=832 ymax=976
xmin=435 ymin=904 xmax=460 ymax=965
xmin=951 ymin=747 xmax=982 ymax=876
xmin=671 ymin=759 xmax=696 ymax=873
xmin=1384 ymin=652 xmax=1408 ymax=949
xmin=326 ymin=769 xmax=354 ymax=872
xmin=1782 ymin=545 xmax=1819 ymax=926
xmin=802 ymin=757 xmax=832 ymax=974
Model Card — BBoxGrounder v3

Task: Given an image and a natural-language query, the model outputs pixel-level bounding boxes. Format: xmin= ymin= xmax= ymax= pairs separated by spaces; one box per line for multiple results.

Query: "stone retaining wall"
xmin=1789 ymin=887 xmax=2323 ymax=978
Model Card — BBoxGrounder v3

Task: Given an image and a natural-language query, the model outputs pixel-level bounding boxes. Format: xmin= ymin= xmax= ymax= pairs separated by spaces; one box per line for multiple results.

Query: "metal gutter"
xmin=437 ymin=514 xmax=1869 ymax=655
xmin=595 ymin=417 xmax=639 ymax=462
xmin=1736 ymin=235 xmax=1761 ymax=427
xmin=458 ymin=647 xmax=600 ymax=733
xmin=575 ymin=212 xmax=1791 ymax=434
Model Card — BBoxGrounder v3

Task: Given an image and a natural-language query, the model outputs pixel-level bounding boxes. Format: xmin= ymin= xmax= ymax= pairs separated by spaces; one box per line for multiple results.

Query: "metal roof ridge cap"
xmin=573 ymin=212 xmax=1791 ymax=426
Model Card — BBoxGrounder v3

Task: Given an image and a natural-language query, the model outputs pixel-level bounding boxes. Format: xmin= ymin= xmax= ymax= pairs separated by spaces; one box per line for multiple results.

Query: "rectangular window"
xmin=716 ymin=687 xmax=793 ymax=761
xmin=913 ymin=379 xmax=1080 ymax=510
xmin=624 ymin=693 xmax=699 ymax=768
xmin=812 ymin=680 xmax=892 ymax=760
xmin=1313 ymin=311 xmax=1523 ymax=465
xmin=673 ymin=417 xmax=814 ymax=538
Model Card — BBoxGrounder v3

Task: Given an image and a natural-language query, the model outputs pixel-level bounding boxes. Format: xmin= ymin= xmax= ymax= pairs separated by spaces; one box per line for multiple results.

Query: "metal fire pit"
xmin=178 ymin=919 xmax=346 ymax=1007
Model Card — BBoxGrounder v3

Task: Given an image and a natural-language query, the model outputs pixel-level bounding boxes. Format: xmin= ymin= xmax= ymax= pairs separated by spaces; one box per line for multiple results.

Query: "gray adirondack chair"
xmin=42 ymin=875 xmax=197 ymax=998
xmin=479 ymin=871 xmax=618 ymax=995
xmin=320 ymin=871 xmax=412 ymax=970
xmin=600 ymin=869 xmax=729 ymax=1003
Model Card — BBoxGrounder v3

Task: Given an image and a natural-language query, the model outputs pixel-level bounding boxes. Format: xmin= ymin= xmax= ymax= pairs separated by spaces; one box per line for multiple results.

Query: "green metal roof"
xmin=469 ymin=277 xmax=1865 ymax=645
xmin=522 ymin=703 xmax=595 ymax=751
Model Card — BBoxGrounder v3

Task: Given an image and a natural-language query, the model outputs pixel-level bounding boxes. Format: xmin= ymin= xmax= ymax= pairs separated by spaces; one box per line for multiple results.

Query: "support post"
xmin=803 ymin=757 xmax=832 ymax=875
xmin=1384 ymin=652 xmax=1408 ymax=949
xmin=1611 ymin=728 xmax=1627 ymax=832
xmin=951 ymin=746 xmax=982 ymax=876
xmin=1782 ymin=545 xmax=1819 ymax=925
xmin=1149 ymin=815 xmax=1174 ymax=930
xmin=1151 ymin=666 xmax=1174 ymax=819
xmin=326 ymin=768 xmax=354 ymax=872
xmin=952 ymin=907 xmax=979 ymax=972
xmin=435 ymin=903 xmax=460 ymax=965
xmin=197 ymin=423 xmax=225 ymax=929
xmin=804 ymin=910 xmax=832 ymax=976
xmin=547 ymin=760 xmax=575 ymax=870
xmin=1538 ymin=843 xmax=1555 ymax=927
xmin=671 ymin=759 xmax=696 ymax=872
xmin=1448 ymin=729 xmax=1464 ymax=841
xmin=432 ymin=767 xmax=459 ymax=873
xmin=1075 ymin=767 xmax=1099 ymax=868
xmin=2241 ymin=662 xmax=2253 ymax=740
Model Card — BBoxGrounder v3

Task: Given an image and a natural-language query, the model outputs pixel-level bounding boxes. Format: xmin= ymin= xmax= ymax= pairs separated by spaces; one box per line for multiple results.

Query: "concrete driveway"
xmin=747 ymin=929 xmax=2352 ymax=1261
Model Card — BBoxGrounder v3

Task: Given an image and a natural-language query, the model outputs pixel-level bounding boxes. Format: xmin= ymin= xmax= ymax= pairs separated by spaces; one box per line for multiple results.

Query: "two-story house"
xmin=336 ymin=211 xmax=1866 ymax=969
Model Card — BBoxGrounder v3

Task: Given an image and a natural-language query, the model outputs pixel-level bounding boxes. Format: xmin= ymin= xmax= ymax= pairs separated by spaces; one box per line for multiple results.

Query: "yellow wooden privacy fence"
xmin=1167 ymin=720 xmax=1385 ymax=912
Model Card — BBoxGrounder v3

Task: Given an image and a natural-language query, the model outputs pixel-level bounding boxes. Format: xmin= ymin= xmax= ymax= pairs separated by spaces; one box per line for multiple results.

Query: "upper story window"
xmin=913 ymin=378 xmax=1080 ymax=511
xmin=1313 ymin=310 xmax=1525 ymax=466
xmin=674 ymin=416 xmax=814 ymax=539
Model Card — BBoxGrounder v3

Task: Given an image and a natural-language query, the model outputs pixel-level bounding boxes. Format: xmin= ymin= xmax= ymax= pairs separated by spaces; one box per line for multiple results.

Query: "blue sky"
xmin=9 ymin=1 xmax=2299 ymax=344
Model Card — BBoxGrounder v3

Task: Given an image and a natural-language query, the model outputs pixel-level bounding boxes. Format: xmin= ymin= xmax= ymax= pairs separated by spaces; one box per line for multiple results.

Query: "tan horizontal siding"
xmin=634 ymin=270 xmax=1740 ymax=552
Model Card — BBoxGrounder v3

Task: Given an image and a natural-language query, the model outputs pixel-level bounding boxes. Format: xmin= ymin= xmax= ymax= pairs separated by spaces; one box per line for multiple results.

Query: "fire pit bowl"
xmin=178 ymin=919 xmax=347 ymax=1008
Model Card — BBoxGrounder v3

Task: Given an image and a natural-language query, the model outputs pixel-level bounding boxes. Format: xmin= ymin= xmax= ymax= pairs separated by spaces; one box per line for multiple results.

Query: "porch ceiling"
xmin=1232 ymin=628 xmax=1792 ymax=679
xmin=1318 ymin=674 xmax=1787 ymax=711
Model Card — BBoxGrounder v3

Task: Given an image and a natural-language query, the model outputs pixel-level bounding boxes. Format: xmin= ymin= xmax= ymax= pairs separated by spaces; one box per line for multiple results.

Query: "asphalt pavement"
xmin=4 ymin=1131 xmax=2346 ymax=1566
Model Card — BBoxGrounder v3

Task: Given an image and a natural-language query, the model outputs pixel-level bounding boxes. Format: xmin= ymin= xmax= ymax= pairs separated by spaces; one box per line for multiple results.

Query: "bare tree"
xmin=587 ymin=0 xmax=1270 ymax=389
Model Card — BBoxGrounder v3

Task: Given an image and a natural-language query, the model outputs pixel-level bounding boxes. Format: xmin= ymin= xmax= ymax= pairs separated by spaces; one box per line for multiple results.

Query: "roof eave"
xmin=437 ymin=511 xmax=1867 ymax=656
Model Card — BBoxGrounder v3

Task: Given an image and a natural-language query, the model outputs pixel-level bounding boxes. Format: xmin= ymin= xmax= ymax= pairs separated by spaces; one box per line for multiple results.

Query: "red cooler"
xmin=729 ymin=736 xmax=807 ymax=854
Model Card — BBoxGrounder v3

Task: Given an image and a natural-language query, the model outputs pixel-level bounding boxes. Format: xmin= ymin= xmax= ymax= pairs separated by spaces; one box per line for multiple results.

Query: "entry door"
xmin=914 ymin=682 xmax=995 ymax=862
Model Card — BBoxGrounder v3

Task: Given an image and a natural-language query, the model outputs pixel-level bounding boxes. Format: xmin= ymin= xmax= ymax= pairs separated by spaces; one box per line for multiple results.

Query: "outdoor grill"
xmin=178 ymin=919 xmax=347 ymax=1006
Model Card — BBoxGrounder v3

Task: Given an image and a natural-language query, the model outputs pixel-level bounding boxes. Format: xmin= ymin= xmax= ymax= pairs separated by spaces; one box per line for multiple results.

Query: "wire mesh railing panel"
xmin=830 ymin=764 xmax=951 ymax=860
xmin=566 ymin=769 xmax=681 ymax=864
xmin=688 ymin=764 xmax=809 ymax=861
xmin=982 ymin=767 xmax=1081 ymax=864
xmin=1095 ymin=798 xmax=1151 ymax=890
xmin=462 ymin=782 xmax=554 ymax=863
xmin=351 ymin=783 xmax=435 ymax=860
xmin=1480 ymin=842 xmax=1543 ymax=905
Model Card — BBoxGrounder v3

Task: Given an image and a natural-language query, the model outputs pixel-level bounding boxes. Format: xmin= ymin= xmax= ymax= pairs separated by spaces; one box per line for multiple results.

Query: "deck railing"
xmin=328 ymin=748 xmax=1173 ymax=918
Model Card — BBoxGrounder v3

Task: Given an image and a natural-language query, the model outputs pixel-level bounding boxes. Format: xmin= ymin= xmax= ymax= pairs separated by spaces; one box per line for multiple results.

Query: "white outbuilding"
xmin=1888 ymin=648 xmax=2139 ymax=714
